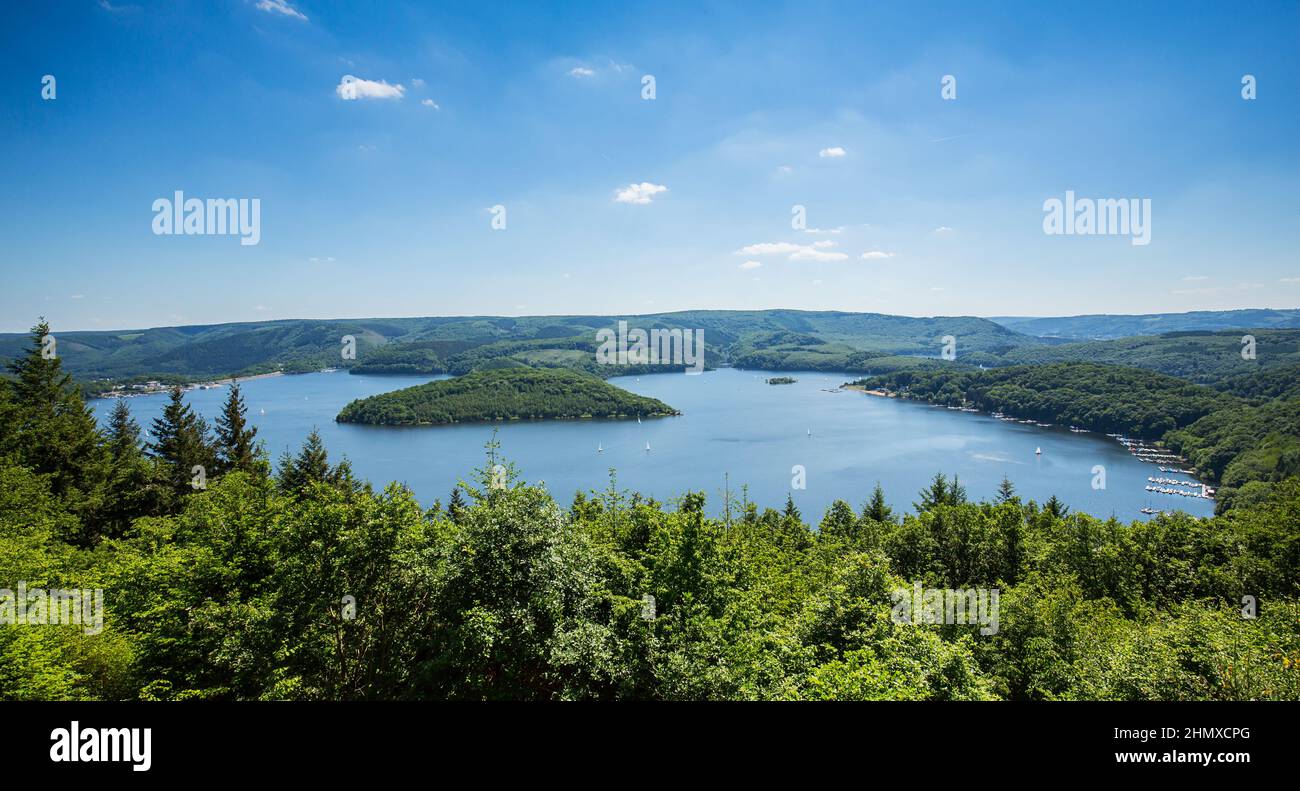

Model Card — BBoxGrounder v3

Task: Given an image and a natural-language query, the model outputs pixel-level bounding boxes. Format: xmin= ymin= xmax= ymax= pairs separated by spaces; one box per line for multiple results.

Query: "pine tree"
xmin=215 ymin=382 xmax=259 ymax=474
xmin=148 ymin=386 xmax=216 ymax=498
xmin=1043 ymin=495 xmax=1070 ymax=518
xmin=106 ymin=398 xmax=142 ymax=462
xmin=279 ymin=428 xmax=350 ymax=495
xmin=782 ymin=493 xmax=801 ymax=523
xmin=996 ymin=476 xmax=1018 ymax=504
xmin=7 ymin=319 xmax=106 ymax=498
xmin=915 ymin=473 xmax=967 ymax=511
xmin=861 ymin=482 xmax=894 ymax=523
xmin=914 ymin=473 xmax=950 ymax=512
xmin=447 ymin=486 xmax=467 ymax=522
xmin=102 ymin=397 xmax=162 ymax=537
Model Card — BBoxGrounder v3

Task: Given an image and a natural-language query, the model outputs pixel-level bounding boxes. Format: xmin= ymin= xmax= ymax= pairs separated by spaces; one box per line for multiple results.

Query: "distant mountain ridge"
xmin=989 ymin=309 xmax=1300 ymax=340
xmin=0 ymin=310 xmax=1048 ymax=386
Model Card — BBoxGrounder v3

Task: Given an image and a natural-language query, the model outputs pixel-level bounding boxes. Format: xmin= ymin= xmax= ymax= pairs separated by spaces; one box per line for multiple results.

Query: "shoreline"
xmin=91 ymin=370 xmax=287 ymax=400
xmin=842 ymin=384 xmax=895 ymax=397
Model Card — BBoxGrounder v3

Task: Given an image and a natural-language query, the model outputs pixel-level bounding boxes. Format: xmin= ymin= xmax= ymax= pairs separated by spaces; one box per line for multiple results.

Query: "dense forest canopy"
xmin=2 ymin=319 xmax=1298 ymax=701
xmin=335 ymin=368 xmax=680 ymax=425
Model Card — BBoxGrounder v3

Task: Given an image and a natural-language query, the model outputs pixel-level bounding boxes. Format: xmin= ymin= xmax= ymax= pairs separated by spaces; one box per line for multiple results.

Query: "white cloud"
xmin=255 ymin=0 xmax=307 ymax=21
xmin=860 ymin=251 xmax=894 ymax=260
xmin=818 ymin=146 xmax=847 ymax=158
xmin=933 ymin=226 xmax=954 ymax=234
xmin=336 ymin=76 xmax=405 ymax=101
xmin=804 ymin=226 xmax=844 ymax=234
xmin=614 ymin=182 xmax=668 ymax=204
xmin=569 ymin=66 xmax=595 ymax=78
xmin=736 ymin=242 xmax=805 ymax=255
xmin=790 ymin=247 xmax=849 ymax=262
xmin=738 ymin=260 xmax=763 ymax=270
xmin=308 ymin=256 xmax=335 ymax=264
xmin=735 ymin=240 xmax=847 ymax=261
xmin=70 ymin=294 xmax=85 ymax=300
xmin=1281 ymin=277 xmax=1300 ymax=283
xmin=421 ymin=98 xmax=440 ymax=109
xmin=411 ymin=78 xmax=425 ymax=88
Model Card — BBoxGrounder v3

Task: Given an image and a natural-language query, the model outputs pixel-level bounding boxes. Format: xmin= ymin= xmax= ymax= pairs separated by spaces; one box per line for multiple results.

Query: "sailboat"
xmin=645 ymin=441 xmax=651 ymax=453
xmin=1035 ymin=446 xmax=1042 ymax=455
xmin=807 ymin=428 xmax=812 ymax=437
xmin=637 ymin=415 xmax=641 ymax=424
xmin=597 ymin=443 xmax=603 ymax=453
xmin=259 ymin=408 xmax=265 ymax=415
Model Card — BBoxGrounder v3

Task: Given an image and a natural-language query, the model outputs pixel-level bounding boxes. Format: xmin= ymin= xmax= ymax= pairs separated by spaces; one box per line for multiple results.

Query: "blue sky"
xmin=1 ymin=0 xmax=1298 ymax=332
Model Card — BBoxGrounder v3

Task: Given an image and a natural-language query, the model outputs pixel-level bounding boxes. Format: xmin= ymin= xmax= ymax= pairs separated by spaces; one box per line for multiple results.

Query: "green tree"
xmin=5 ymin=319 xmax=106 ymax=517
xmin=214 ymin=382 xmax=261 ymax=475
xmin=148 ymin=386 xmax=217 ymax=502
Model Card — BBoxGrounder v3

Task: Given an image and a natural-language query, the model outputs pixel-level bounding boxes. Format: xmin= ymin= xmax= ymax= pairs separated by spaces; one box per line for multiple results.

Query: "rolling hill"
xmin=335 ymin=368 xmax=679 ymax=426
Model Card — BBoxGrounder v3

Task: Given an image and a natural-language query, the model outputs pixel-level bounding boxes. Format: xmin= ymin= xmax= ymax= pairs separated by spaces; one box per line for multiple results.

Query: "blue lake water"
xmin=92 ymin=368 xmax=1215 ymax=521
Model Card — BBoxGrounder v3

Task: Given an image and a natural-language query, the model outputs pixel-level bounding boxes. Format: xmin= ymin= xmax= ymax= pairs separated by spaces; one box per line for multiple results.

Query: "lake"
xmin=92 ymin=368 xmax=1215 ymax=521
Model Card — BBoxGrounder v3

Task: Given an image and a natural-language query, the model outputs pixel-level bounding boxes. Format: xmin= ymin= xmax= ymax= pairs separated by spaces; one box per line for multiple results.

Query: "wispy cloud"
xmin=336 ymin=76 xmax=405 ymax=101
xmin=736 ymin=240 xmax=848 ymax=262
xmin=1279 ymin=277 xmax=1300 ymax=283
xmin=421 ymin=98 xmax=440 ymax=109
xmin=255 ymin=0 xmax=308 ymax=21
xmin=614 ymin=182 xmax=668 ymax=204
xmin=933 ymin=226 xmax=955 ymax=234
xmin=860 ymin=251 xmax=895 ymax=260
xmin=818 ymin=146 xmax=847 ymax=158
xmin=569 ymin=66 xmax=595 ymax=78
xmin=98 ymin=0 xmax=140 ymax=13
xmin=738 ymin=260 xmax=763 ymax=270
xmin=1181 ymin=275 xmax=1209 ymax=281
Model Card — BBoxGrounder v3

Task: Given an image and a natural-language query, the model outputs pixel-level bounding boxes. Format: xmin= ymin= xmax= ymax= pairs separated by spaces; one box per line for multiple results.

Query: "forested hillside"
xmin=0 ymin=310 xmax=1046 ymax=388
xmin=858 ymin=362 xmax=1300 ymax=512
xmin=1 ymin=323 xmax=1297 ymax=701
xmin=970 ymin=329 xmax=1300 ymax=387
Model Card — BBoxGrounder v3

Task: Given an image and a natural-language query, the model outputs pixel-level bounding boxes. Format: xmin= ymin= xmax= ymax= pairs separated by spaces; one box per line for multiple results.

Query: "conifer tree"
xmin=215 ymin=382 xmax=259 ymax=474
xmin=106 ymin=398 xmax=142 ymax=462
xmin=148 ymin=386 xmax=216 ymax=498
xmin=279 ymin=428 xmax=352 ymax=495
xmin=996 ymin=476 xmax=1018 ymax=504
xmin=782 ymin=493 xmax=801 ymax=523
xmin=447 ymin=486 xmax=468 ymax=523
xmin=6 ymin=319 xmax=106 ymax=504
xmin=861 ymin=482 xmax=894 ymax=523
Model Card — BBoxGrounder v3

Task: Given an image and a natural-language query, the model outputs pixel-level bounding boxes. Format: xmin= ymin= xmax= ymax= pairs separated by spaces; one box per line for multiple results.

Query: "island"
xmin=335 ymin=368 xmax=680 ymax=426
